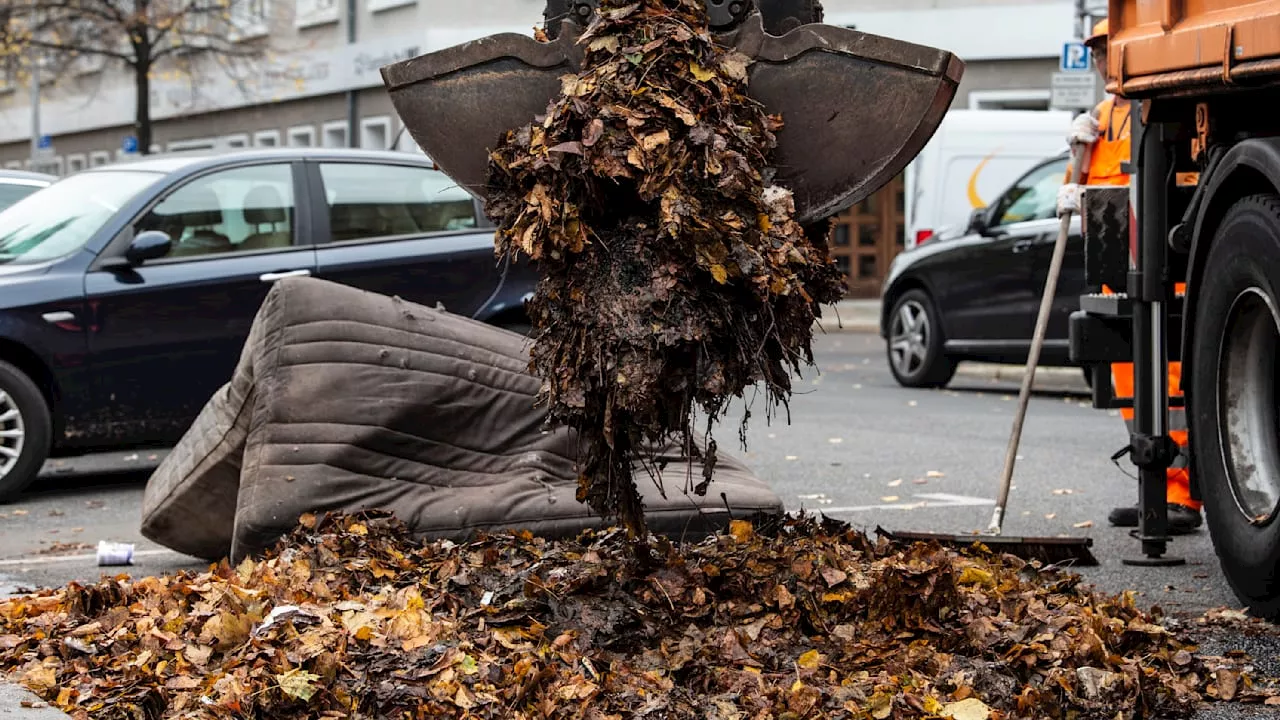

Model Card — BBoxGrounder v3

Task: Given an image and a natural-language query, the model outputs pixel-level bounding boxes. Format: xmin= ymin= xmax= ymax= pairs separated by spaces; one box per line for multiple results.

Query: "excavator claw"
xmin=380 ymin=2 xmax=964 ymax=224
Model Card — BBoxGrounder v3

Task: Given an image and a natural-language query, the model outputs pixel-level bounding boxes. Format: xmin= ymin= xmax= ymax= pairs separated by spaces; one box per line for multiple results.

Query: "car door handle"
xmin=1012 ymin=239 xmax=1035 ymax=253
xmin=259 ymin=269 xmax=311 ymax=282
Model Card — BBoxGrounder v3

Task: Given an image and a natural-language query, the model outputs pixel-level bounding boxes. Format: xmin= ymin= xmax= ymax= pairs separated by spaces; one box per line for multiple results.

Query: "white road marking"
xmin=806 ymin=493 xmax=994 ymax=514
xmin=0 ymin=548 xmax=187 ymax=567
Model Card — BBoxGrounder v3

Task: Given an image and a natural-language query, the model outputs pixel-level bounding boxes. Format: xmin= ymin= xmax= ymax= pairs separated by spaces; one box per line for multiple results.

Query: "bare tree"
xmin=0 ymin=0 xmax=279 ymax=155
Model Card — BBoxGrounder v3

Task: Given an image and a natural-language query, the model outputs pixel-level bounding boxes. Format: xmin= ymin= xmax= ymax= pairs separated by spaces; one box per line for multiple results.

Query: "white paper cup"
xmin=97 ymin=541 xmax=134 ymax=566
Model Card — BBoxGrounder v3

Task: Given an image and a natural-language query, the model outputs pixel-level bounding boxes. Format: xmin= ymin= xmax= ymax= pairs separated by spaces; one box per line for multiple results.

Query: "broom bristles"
xmin=876 ymin=529 xmax=1100 ymax=567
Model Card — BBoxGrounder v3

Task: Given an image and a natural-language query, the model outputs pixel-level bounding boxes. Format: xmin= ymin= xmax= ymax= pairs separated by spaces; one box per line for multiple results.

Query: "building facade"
xmin=0 ymin=0 xmax=1098 ymax=296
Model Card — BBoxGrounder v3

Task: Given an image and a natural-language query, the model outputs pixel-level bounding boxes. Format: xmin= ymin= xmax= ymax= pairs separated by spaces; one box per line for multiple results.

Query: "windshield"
xmin=0 ymin=170 xmax=162 ymax=265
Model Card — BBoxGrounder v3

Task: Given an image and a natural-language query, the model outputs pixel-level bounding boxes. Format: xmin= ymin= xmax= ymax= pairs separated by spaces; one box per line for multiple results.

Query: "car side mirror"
xmin=125 ymin=230 xmax=172 ymax=265
xmin=967 ymin=208 xmax=990 ymax=235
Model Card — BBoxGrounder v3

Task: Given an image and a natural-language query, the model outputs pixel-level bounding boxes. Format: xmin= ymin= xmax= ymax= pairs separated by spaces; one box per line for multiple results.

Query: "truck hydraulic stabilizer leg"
xmin=1121 ymin=105 xmax=1185 ymax=567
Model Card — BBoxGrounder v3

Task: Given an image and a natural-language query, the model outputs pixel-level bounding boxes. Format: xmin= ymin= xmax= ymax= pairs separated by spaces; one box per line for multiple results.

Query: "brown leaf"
xmin=165 ymin=675 xmax=202 ymax=690
xmin=820 ymin=567 xmax=847 ymax=588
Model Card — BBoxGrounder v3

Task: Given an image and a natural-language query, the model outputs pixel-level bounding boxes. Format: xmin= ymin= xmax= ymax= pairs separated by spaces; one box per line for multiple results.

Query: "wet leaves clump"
xmin=484 ymin=0 xmax=846 ymax=541
xmin=1 ymin=510 xmax=1277 ymax=719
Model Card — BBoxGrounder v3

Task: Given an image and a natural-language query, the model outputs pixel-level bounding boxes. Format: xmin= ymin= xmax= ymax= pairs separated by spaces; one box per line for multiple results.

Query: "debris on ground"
xmin=484 ymin=0 xmax=845 ymax=542
xmin=1 ymin=511 xmax=1277 ymax=719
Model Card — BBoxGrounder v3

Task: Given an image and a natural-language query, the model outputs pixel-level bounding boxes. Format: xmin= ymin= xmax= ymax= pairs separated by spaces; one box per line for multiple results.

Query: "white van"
xmin=904 ymin=109 xmax=1075 ymax=249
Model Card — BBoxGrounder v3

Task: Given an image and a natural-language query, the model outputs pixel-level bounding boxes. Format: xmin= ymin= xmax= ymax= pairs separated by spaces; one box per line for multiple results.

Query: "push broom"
xmin=879 ymin=131 xmax=1100 ymax=567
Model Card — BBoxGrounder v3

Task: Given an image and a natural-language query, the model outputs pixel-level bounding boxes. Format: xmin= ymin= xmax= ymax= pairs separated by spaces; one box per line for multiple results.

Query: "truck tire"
xmin=886 ymin=288 xmax=956 ymax=389
xmin=1189 ymin=193 xmax=1280 ymax=619
xmin=0 ymin=360 xmax=51 ymax=503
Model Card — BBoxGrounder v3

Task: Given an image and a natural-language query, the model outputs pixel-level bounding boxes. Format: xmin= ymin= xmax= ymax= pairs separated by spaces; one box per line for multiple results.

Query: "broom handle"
xmin=987 ymin=139 xmax=1092 ymax=535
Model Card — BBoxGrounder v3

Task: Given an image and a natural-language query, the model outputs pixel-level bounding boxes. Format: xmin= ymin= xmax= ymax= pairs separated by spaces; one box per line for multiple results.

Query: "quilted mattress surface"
xmin=141 ymin=277 xmax=784 ymax=562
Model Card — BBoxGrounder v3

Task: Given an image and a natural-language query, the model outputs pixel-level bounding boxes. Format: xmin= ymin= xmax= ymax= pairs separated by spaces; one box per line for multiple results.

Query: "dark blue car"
xmin=0 ymin=149 xmax=535 ymax=500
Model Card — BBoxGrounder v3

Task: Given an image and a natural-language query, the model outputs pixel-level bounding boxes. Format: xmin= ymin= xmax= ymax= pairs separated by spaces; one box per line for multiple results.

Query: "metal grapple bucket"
xmin=380 ymin=10 xmax=964 ymax=224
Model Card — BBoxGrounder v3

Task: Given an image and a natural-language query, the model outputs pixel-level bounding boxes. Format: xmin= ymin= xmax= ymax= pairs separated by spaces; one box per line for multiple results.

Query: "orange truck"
xmin=1070 ymin=1 xmax=1280 ymax=617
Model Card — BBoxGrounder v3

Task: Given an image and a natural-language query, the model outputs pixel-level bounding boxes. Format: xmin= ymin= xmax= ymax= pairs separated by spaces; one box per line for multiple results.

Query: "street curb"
xmin=0 ymin=681 xmax=70 ymax=718
xmin=811 ymin=320 xmax=1089 ymax=385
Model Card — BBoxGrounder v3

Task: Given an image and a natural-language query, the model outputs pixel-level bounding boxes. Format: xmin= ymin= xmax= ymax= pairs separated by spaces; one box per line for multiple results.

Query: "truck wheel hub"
xmin=1217 ymin=286 xmax=1280 ymax=525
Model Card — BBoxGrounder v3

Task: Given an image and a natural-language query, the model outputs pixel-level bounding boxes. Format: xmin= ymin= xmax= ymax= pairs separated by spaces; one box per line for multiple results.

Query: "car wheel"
xmin=0 ymin=360 xmax=51 ymax=503
xmin=1189 ymin=194 xmax=1280 ymax=620
xmin=886 ymin=289 xmax=956 ymax=388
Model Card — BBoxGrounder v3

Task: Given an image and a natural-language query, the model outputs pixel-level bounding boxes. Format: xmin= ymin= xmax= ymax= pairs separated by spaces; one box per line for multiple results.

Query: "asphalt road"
xmin=0 ymin=331 xmax=1277 ymax=718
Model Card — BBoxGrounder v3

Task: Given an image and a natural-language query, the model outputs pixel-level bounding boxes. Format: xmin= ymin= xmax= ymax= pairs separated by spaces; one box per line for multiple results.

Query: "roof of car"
xmin=85 ymin=147 xmax=435 ymax=176
xmin=0 ymin=168 xmax=56 ymax=184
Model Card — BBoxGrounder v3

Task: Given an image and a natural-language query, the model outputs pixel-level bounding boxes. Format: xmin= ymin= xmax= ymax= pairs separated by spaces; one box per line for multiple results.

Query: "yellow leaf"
xmin=494 ymin=627 xmax=533 ymax=650
xmin=710 ymin=264 xmax=728 ymax=284
xmin=729 ymin=519 xmax=753 ymax=542
xmin=869 ymin=691 xmax=894 ymax=719
xmin=348 ymin=523 xmax=368 ymax=536
xmin=923 ymin=696 xmax=943 ymax=714
xmin=958 ymin=567 xmax=996 ymax=588
xmin=454 ymin=685 xmax=476 ymax=709
xmin=689 ymin=62 xmax=715 ymax=81
xmin=758 ymin=213 xmax=772 ymax=232
xmin=791 ymin=678 xmax=804 ymax=693
xmin=22 ymin=665 xmax=56 ymax=691
xmin=275 ymin=668 xmax=320 ymax=702
xmin=940 ymin=697 xmax=992 ymax=720
xmin=796 ymin=649 xmax=821 ymax=670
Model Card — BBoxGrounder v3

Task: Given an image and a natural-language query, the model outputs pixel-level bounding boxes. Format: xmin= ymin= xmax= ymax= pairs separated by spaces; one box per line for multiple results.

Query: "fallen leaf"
xmin=1045 ymin=513 xmax=1057 ymax=520
xmin=729 ymin=519 xmax=753 ymax=543
xmin=881 ymin=496 xmax=900 ymax=503
xmin=887 ymin=479 xmax=903 ymax=488
xmin=926 ymin=471 xmax=945 ymax=478
xmin=276 ymin=668 xmax=320 ymax=701
xmin=796 ymin=649 xmax=821 ymax=670
xmin=868 ymin=691 xmax=894 ymax=719
xmin=940 ymin=697 xmax=991 ymax=720
xmin=820 ymin=567 xmax=847 ymax=588
xmin=688 ymin=61 xmax=715 ymax=81
xmin=1073 ymin=521 xmax=1094 ymax=529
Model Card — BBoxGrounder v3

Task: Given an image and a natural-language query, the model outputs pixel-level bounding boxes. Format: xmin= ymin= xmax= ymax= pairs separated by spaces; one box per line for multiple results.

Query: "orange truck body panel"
xmin=1106 ymin=0 xmax=1280 ymax=97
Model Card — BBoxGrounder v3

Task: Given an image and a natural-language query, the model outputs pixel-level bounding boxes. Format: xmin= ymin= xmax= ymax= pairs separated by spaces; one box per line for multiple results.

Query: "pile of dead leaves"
xmin=484 ymin=0 xmax=846 ymax=540
xmin=1 ymin=511 xmax=1278 ymax=719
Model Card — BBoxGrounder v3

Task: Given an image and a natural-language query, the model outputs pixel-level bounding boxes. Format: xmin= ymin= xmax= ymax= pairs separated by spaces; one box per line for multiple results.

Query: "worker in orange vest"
xmin=1058 ymin=19 xmax=1202 ymax=534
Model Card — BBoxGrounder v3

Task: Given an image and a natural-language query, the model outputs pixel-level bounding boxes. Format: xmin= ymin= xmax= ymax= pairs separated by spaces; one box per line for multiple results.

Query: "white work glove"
xmin=1069 ymin=112 xmax=1100 ymax=146
xmin=1057 ymin=183 xmax=1083 ymax=217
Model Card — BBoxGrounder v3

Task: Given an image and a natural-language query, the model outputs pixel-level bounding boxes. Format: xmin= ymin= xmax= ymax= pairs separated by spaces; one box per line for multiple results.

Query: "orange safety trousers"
xmin=1104 ymin=282 xmax=1200 ymax=510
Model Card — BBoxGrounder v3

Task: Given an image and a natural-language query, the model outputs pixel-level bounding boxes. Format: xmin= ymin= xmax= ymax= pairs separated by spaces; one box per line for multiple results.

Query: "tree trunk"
xmin=133 ymin=29 xmax=153 ymax=156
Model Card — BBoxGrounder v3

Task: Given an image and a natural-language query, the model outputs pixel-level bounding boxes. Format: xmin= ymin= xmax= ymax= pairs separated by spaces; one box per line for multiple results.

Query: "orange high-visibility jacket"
xmin=1081 ymin=96 xmax=1199 ymax=508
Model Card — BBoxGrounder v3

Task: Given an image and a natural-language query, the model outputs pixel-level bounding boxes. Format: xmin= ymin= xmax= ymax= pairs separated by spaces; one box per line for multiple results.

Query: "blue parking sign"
xmin=122 ymin=135 xmax=138 ymax=153
xmin=1061 ymin=42 xmax=1091 ymax=71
